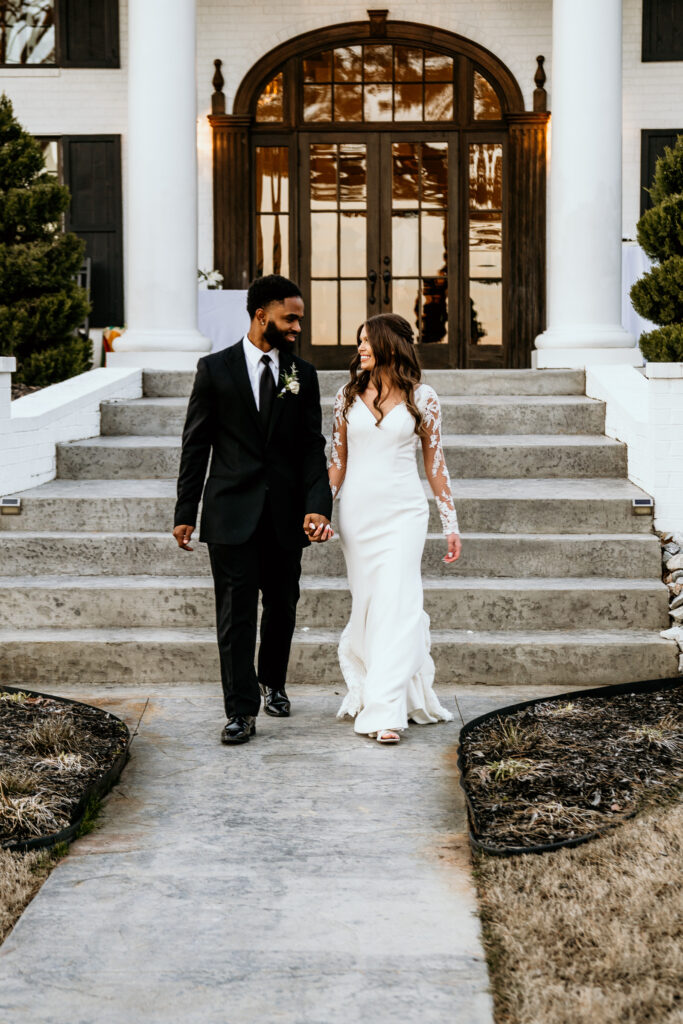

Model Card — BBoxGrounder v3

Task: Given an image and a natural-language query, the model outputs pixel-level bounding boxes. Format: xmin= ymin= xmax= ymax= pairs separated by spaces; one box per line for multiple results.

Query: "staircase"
xmin=0 ymin=368 xmax=678 ymax=687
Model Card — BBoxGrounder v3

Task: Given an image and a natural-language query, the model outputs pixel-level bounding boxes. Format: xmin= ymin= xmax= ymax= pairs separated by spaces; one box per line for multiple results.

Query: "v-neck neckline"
xmin=357 ymin=395 xmax=405 ymax=425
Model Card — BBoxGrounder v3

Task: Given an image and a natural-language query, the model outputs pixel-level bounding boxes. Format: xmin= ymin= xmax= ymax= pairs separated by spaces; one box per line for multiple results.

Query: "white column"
xmin=109 ymin=0 xmax=210 ymax=370
xmin=533 ymin=0 xmax=641 ymax=368
xmin=0 ymin=357 xmax=16 ymax=422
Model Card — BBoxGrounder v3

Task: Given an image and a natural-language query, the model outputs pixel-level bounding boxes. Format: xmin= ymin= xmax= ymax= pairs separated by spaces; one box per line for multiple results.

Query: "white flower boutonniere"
xmin=278 ymin=366 xmax=300 ymax=399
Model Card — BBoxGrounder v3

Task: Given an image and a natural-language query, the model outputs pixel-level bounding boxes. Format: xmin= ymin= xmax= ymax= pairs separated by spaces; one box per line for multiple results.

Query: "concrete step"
xmin=0 ymin=625 xmax=676 ymax=687
xmin=0 ymin=574 xmax=669 ymax=632
xmin=0 ymin=531 xmax=661 ymax=579
xmin=56 ymin=433 xmax=626 ymax=480
xmin=101 ymin=394 xmax=606 ymax=438
xmin=143 ymin=368 xmax=587 ymax=399
xmin=1 ymin=478 xmax=655 ymax=535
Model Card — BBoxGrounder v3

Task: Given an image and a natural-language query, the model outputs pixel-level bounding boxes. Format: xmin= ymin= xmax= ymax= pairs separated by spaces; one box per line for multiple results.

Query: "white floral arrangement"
xmin=198 ymin=268 xmax=224 ymax=290
xmin=278 ymin=366 xmax=300 ymax=398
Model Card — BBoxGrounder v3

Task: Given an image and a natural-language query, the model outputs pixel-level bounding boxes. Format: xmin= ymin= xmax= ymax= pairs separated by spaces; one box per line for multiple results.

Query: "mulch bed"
xmin=0 ymin=687 xmax=130 ymax=851
xmin=458 ymin=678 xmax=682 ymax=854
xmin=10 ymin=384 xmax=42 ymax=401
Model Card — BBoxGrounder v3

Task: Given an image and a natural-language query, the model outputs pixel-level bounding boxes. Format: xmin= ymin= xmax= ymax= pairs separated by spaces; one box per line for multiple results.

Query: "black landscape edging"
xmin=457 ymin=676 xmax=683 ymax=858
xmin=1 ymin=684 xmax=131 ymax=854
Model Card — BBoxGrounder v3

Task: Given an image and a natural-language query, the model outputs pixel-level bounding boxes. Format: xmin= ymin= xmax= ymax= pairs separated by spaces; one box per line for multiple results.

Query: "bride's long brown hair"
xmin=341 ymin=314 xmax=424 ymax=435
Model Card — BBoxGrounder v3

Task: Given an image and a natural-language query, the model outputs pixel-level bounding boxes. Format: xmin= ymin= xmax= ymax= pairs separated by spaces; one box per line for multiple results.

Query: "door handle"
xmin=368 ymin=269 xmax=378 ymax=305
xmin=382 ymin=269 xmax=391 ymax=304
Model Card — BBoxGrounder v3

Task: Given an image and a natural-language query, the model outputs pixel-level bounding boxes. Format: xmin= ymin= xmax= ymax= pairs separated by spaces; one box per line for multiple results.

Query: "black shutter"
xmin=642 ymin=0 xmax=683 ymax=62
xmin=58 ymin=0 xmax=119 ymax=68
xmin=640 ymin=129 xmax=683 ymax=215
xmin=62 ymin=135 xmax=124 ymax=328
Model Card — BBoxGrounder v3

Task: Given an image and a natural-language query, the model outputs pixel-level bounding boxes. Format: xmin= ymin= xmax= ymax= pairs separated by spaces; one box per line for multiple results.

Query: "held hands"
xmin=443 ymin=533 xmax=462 ymax=565
xmin=173 ymin=525 xmax=195 ymax=551
xmin=304 ymin=513 xmax=333 ymax=543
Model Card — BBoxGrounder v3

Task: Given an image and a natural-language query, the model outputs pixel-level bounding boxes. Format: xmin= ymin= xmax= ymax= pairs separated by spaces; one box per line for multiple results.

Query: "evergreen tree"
xmin=0 ymin=93 xmax=91 ymax=386
xmin=631 ymin=135 xmax=683 ymax=361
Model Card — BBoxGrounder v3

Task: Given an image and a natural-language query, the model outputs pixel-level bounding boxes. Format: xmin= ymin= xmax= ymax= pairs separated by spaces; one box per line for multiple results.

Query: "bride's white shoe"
xmin=374 ymin=730 xmax=400 ymax=744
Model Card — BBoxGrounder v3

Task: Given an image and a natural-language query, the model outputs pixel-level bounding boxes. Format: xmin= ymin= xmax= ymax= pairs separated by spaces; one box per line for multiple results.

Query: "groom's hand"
xmin=303 ymin=513 xmax=333 ymax=543
xmin=173 ymin=524 xmax=195 ymax=551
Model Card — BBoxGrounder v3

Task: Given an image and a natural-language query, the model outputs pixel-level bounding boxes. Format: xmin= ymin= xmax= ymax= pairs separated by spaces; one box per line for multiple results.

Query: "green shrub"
xmin=636 ymin=196 xmax=683 ymax=262
xmin=638 ymin=324 xmax=683 ymax=363
xmin=631 ymin=135 xmax=683 ymax=361
xmin=630 ymin=256 xmax=683 ymax=325
xmin=0 ymin=94 xmax=91 ymax=386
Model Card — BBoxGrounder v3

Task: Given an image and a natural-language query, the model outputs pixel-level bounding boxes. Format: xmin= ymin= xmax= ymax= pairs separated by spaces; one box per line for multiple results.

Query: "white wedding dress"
xmin=329 ymin=384 xmax=459 ymax=735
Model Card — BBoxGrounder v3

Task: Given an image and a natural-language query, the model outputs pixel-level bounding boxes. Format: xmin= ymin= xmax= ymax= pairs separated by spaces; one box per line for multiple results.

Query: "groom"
xmin=173 ymin=275 xmax=333 ymax=745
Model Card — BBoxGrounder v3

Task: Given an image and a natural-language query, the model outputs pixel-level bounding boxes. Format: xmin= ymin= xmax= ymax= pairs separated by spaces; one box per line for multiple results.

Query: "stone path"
xmin=0 ymin=682 xmax=566 ymax=1024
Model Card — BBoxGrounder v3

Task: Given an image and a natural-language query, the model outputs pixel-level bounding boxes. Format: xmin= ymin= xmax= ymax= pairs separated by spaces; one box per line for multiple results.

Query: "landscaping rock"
xmin=666 ymin=553 xmax=683 ymax=572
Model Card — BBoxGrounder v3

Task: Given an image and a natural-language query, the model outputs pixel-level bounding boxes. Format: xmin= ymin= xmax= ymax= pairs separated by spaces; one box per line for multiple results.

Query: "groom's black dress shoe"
xmin=221 ymin=715 xmax=256 ymax=745
xmin=260 ymin=685 xmax=291 ymax=718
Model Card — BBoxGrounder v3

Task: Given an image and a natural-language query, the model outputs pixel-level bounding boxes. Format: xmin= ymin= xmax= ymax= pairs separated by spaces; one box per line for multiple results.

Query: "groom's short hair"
xmin=247 ymin=275 xmax=303 ymax=318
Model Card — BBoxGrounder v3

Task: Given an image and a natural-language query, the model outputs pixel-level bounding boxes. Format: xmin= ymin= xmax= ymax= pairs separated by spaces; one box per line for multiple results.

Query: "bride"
xmin=329 ymin=313 xmax=462 ymax=744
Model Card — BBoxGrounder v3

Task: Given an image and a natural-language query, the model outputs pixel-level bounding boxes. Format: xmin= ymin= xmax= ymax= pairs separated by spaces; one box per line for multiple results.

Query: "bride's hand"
xmin=443 ymin=533 xmax=461 ymax=564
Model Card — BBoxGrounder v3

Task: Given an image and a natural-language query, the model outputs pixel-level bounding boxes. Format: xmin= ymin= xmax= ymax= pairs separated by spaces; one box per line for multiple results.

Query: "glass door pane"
xmin=468 ymin=142 xmax=503 ymax=350
xmin=387 ymin=140 xmax=450 ymax=354
xmin=300 ymin=137 xmax=380 ymax=363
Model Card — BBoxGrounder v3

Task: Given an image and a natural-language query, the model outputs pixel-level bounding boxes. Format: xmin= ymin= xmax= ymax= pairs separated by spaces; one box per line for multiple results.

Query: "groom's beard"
xmin=263 ymin=320 xmax=296 ymax=353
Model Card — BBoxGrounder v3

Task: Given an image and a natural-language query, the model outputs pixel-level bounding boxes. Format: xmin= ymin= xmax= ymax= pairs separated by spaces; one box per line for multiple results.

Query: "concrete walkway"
xmin=0 ymin=683 xmax=564 ymax=1023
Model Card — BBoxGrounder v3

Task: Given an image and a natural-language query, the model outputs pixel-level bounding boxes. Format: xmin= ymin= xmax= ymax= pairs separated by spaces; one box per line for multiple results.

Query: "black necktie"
xmin=259 ymin=354 xmax=276 ymax=424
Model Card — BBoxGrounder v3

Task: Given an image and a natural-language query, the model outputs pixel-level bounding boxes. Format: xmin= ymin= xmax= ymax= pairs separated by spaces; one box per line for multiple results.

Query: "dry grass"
xmin=474 ymin=800 xmax=683 ymax=1024
xmin=0 ymin=847 xmax=56 ymax=944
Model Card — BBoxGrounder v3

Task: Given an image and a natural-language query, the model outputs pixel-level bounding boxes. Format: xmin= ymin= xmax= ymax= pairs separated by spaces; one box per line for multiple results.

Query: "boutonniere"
xmin=278 ymin=365 xmax=300 ymax=398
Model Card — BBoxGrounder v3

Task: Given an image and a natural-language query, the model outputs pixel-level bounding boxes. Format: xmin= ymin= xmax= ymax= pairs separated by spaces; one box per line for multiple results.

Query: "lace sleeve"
xmin=419 ymin=385 xmax=459 ymax=535
xmin=328 ymin=387 xmax=348 ymax=499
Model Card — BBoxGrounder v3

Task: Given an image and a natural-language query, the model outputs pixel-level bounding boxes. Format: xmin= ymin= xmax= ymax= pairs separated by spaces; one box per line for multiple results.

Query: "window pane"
xmin=363 ymin=44 xmax=392 ymax=82
xmin=424 ymin=52 xmax=453 ymax=81
xmin=303 ymin=51 xmax=332 ymax=82
xmin=474 ymin=71 xmax=502 ymax=120
xmin=364 ymin=83 xmax=392 ymax=121
xmin=394 ymin=84 xmax=422 ymax=121
xmin=470 ymin=281 xmax=502 ymax=345
xmin=421 ymin=278 xmax=448 ymax=344
xmin=334 ymin=45 xmax=362 ymax=82
xmin=334 ymin=84 xmax=362 ymax=122
xmin=303 ymin=84 xmax=332 ymax=122
xmin=469 ymin=143 xmax=503 ymax=209
xmin=40 ymin=139 xmax=59 ymax=177
xmin=424 ymin=82 xmax=453 ymax=121
xmin=339 ymin=144 xmax=366 ymax=207
xmin=340 ymin=212 xmax=367 ymax=277
xmin=1 ymin=1 xmax=55 ymax=65
xmin=392 ymin=213 xmax=419 ymax=277
xmin=311 ymin=212 xmax=338 ymax=276
xmin=392 ymin=143 xmax=419 ymax=208
xmin=340 ymin=280 xmax=367 ymax=345
xmin=395 ymin=46 xmax=423 ymax=81
xmin=421 ymin=212 xmax=447 ymax=277
xmin=310 ymin=145 xmax=337 ymax=208
xmin=469 ymin=213 xmax=502 ymax=278
xmin=255 ymin=147 xmax=289 ymax=213
xmin=392 ymin=279 xmax=420 ymax=337
xmin=256 ymin=215 xmax=289 ymax=277
xmin=256 ymin=73 xmax=284 ymax=122
xmin=421 ymin=143 xmax=448 ymax=208
xmin=311 ymin=280 xmax=338 ymax=345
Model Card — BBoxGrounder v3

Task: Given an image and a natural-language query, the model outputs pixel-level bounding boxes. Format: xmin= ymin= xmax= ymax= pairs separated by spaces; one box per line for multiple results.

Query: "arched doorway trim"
xmin=233 ymin=19 xmax=525 ymax=118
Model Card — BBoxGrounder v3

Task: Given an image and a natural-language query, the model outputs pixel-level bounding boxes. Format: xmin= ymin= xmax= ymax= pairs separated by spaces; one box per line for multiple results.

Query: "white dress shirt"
xmin=242 ymin=335 xmax=280 ymax=411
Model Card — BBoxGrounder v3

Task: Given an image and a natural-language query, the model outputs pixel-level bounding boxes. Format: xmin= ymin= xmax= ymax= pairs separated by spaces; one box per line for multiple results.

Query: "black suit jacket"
xmin=174 ymin=341 xmax=332 ymax=549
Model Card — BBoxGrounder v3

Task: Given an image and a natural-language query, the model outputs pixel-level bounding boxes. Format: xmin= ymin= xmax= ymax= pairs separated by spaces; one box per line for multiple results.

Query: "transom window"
xmin=255 ymin=48 xmax=502 ymax=125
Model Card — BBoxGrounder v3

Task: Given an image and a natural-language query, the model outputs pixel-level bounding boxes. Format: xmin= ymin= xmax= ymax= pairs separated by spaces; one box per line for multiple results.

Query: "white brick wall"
xmin=0 ymin=367 xmax=142 ymax=496
xmin=0 ymin=1 xmax=680 ymax=298
xmin=586 ymin=364 xmax=683 ymax=531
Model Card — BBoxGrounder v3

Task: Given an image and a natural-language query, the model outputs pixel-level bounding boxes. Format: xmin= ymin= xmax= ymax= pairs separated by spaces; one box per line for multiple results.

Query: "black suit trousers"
xmin=208 ymin=502 xmax=302 ymax=719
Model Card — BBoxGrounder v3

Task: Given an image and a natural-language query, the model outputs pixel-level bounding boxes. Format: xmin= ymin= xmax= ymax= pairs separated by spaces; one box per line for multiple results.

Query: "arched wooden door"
xmin=210 ymin=18 xmax=549 ymax=368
